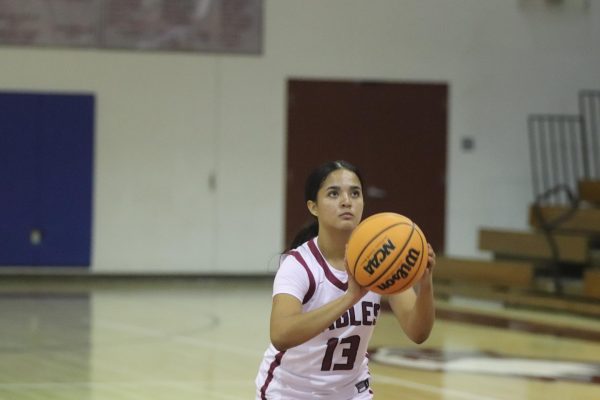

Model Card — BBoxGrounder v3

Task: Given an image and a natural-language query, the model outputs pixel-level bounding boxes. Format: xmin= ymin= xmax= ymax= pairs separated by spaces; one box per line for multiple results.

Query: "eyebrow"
xmin=325 ymin=185 xmax=362 ymax=190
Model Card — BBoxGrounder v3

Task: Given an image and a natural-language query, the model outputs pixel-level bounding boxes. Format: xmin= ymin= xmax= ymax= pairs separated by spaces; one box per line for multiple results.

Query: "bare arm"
xmin=387 ymin=243 xmax=436 ymax=343
xmin=270 ymin=274 xmax=367 ymax=352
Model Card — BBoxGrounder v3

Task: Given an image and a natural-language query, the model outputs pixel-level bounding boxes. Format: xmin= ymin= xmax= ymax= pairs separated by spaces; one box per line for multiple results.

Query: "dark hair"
xmin=287 ymin=160 xmax=364 ymax=251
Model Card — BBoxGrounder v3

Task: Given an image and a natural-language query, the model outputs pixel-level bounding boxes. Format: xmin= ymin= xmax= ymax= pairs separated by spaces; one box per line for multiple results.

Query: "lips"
xmin=339 ymin=212 xmax=354 ymax=218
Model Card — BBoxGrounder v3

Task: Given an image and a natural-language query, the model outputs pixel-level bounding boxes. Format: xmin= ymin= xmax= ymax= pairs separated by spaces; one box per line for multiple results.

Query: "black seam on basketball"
xmin=351 ymin=221 xmax=408 ymax=276
xmin=349 ymin=213 xmax=401 ymax=276
xmin=364 ymin=223 xmax=416 ymax=288
xmin=351 ymin=221 xmax=413 ymax=279
xmin=379 ymin=228 xmax=426 ymax=293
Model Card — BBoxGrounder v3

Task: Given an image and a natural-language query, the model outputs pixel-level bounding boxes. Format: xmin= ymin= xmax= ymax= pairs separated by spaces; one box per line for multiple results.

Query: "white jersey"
xmin=256 ymin=238 xmax=382 ymax=400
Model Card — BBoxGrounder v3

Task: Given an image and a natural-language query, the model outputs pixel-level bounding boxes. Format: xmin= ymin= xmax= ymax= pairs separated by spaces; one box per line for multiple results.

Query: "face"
xmin=307 ymin=169 xmax=364 ymax=233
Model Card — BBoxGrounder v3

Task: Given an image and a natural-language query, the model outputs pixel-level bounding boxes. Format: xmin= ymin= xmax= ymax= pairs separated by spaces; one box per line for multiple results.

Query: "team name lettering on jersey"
xmin=328 ymin=301 xmax=381 ymax=330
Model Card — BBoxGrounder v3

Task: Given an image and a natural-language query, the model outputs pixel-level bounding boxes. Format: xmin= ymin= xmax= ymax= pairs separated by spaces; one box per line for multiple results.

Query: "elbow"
xmin=270 ymin=330 xmax=292 ymax=352
xmin=411 ymin=332 xmax=430 ymax=344
xmin=408 ymin=325 xmax=433 ymax=344
xmin=271 ymin=338 xmax=289 ymax=352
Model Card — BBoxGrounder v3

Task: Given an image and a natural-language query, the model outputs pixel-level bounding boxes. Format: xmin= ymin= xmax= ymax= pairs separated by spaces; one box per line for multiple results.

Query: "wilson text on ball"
xmin=376 ymin=248 xmax=421 ymax=291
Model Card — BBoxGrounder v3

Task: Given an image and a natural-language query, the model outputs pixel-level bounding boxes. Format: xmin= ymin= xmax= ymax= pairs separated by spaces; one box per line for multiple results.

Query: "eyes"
xmin=326 ymin=188 xmax=362 ymax=199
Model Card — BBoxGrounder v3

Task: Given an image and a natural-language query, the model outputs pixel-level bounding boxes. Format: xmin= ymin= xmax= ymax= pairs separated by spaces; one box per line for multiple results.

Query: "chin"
xmin=338 ymin=221 xmax=358 ymax=231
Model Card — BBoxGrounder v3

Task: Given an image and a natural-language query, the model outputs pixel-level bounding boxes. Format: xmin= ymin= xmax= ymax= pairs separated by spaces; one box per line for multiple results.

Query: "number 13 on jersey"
xmin=321 ymin=335 xmax=361 ymax=371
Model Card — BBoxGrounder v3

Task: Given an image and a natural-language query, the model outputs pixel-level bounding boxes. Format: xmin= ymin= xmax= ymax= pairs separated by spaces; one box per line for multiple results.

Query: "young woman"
xmin=255 ymin=160 xmax=436 ymax=399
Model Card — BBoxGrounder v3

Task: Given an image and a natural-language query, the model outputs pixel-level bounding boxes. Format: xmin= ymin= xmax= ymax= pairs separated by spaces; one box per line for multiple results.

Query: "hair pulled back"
xmin=286 ymin=160 xmax=363 ymax=251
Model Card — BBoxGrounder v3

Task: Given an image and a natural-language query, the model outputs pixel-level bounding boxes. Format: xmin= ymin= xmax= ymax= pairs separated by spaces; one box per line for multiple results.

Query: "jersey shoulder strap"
xmin=287 ymin=250 xmax=316 ymax=304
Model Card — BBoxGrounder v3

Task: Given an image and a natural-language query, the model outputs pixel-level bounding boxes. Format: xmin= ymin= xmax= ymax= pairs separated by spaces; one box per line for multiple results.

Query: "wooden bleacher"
xmin=478 ymin=228 xmax=589 ymax=263
xmin=433 ymin=281 xmax=600 ymax=318
xmin=434 ymin=256 xmax=534 ymax=288
xmin=432 ymin=178 xmax=600 ymax=309
xmin=431 ymin=259 xmax=600 ymax=317
xmin=579 ymin=179 xmax=600 ymax=205
xmin=528 ymin=204 xmax=600 ymax=234
xmin=584 ymin=269 xmax=600 ymax=299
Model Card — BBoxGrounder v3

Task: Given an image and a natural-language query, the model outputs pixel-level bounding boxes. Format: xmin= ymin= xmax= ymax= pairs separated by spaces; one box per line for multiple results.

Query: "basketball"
xmin=346 ymin=212 xmax=429 ymax=295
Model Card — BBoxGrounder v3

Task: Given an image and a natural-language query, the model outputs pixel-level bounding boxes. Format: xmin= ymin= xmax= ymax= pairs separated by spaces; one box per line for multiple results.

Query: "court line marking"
xmin=0 ymin=380 xmax=250 ymax=400
xmin=0 ymin=380 xmax=251 ymax=388
xmin=5 ymin=318 xmax=254 ymax=400
xmin=95 ymin=319 xmax=263 ymax=358
xmin=96 ymin=319 xmax=503 ymax=400
xmin=373 ymin=374 xmax=503 ymax=400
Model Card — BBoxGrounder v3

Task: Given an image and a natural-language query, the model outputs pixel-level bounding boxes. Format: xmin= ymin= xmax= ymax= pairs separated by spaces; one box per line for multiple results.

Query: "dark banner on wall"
xmin=0 ymin=0 xmax=262 ymax=54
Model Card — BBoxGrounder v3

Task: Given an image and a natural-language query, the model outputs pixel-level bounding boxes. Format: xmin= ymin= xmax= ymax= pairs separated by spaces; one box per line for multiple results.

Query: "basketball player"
xmin=255 ymin=160 xmax=436 ymax=399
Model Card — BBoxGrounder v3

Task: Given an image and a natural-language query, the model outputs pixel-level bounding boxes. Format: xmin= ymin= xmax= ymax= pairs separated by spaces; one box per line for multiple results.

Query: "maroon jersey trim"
xmin=308 ymin=239 xmax=348 ymax=291
xmin=259 ymin=350 xmax=285 ymax=399
xmin=289 ymin=250 xmax=316 ymax=304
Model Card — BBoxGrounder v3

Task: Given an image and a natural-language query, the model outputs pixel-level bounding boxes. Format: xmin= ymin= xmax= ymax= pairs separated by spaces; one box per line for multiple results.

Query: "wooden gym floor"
xmin=0 ymin=277 xmax=599 ymax=400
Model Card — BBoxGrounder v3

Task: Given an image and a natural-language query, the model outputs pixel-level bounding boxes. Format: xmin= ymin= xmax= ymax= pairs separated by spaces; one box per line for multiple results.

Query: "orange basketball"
xmin=346 ymin=212 xmax=429 ymax=295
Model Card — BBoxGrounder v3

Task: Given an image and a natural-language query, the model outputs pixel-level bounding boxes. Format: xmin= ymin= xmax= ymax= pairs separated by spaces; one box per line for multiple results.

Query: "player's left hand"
xmin=424 ymin=243 xmax=436 ymax=276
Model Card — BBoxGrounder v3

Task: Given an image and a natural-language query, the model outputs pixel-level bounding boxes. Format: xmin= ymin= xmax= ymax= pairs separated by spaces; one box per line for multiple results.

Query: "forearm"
xmin=270 ymin=293 xmax=357 ymax=351
xmin=404 ymin=276 xmax=436 ymax=343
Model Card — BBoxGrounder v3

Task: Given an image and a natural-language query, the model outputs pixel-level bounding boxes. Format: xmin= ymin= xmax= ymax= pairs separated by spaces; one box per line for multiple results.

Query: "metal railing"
xmin=526 ymin=89 xmax=600 ymax=295
xmin=529 ymin=90 xmax=600 ymax=204
xmin=528 ymin=114 xmax=586 ymax=205
xmin=579 ymin=90 xmax=600 ymax=179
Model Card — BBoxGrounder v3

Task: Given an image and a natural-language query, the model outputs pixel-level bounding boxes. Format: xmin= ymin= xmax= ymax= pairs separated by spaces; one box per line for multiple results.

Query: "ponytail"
xmin=287 ymin=220 xmax=319 ymax=252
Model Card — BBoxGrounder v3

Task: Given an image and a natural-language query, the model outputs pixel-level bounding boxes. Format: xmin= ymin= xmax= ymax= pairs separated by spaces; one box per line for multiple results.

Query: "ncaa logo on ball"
xmin=363 ymin=238 xmax=396 ymax=275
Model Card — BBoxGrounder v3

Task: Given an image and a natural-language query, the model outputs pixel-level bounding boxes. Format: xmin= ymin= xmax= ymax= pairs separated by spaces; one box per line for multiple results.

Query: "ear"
xmin=307 ymin=200 xmax=318 ymax=217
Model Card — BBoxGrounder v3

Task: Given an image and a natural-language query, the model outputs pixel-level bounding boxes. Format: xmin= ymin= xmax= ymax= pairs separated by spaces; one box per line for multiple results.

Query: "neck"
xmin=316 ymin=229 xmax=352 ymax=271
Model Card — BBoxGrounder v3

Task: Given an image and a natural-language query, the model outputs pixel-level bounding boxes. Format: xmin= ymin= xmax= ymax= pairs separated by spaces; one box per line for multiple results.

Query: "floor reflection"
xmin=0 ymin=278 xmax=598 ymax=400
xmin=0 ymin=292 xmax=91 ymax=400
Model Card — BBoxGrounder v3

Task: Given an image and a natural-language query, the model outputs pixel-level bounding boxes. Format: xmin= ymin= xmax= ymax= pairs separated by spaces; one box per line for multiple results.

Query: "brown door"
xmin=286 ymin=79 xmax=448 ymax=252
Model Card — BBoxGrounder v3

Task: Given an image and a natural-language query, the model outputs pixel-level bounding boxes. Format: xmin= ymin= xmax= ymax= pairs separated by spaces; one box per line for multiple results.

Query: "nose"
xmin=340 ymin=192 xmax=351 ymax=207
